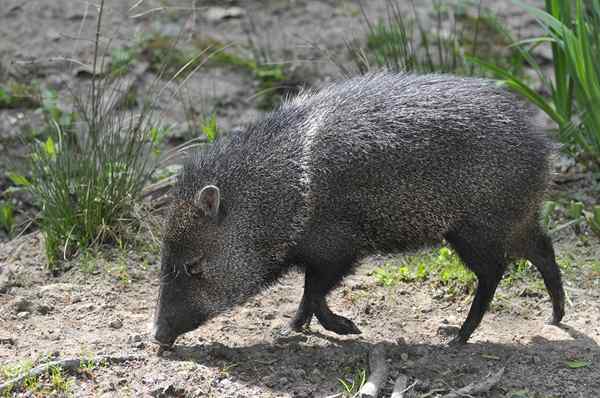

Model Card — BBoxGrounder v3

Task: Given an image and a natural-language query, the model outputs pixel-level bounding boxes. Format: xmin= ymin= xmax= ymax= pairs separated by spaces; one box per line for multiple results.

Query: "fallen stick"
xmin=391 ymin=374 xmax=418 ymax=398
xmin=0 ymin=355 xmax=144 ymax=394
xmin=441 ymin=367 xmax=505 ymax=398
xmin=359 ymin=343 xmax=388 ymax=398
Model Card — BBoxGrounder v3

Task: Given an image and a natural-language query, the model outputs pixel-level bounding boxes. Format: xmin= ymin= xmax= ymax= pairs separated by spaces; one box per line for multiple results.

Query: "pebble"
xmin=13 ymin=296 xmax=32 ymax=313
xmin=17 ymin=311 xmax=30 ymax=319
xmin=437 ymin=324 xmax=460 ymax=337
xmin=109 ymin=319 xmax=123 ymax=329
xmin=0 ymin=336 xmax=15 ymax=345
xmin=205 ymin=7 xmax=245 ymax=22
xmin=0 ymin=265 xmax=15 ymax=293
xmin=37 ymin=304 xmax=53 ymax=315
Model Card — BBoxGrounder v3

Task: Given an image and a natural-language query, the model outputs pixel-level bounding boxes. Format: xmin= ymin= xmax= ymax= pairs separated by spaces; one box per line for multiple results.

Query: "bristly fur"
xmin=154 ymin=72 xmax=564 ymax=345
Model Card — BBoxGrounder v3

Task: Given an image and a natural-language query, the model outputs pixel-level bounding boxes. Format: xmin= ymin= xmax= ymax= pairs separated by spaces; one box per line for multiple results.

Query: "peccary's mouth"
xmin=151 ymin=323 xmax=178 ymax=349
xmin=153 ymin=335 xmax=176 ymax=349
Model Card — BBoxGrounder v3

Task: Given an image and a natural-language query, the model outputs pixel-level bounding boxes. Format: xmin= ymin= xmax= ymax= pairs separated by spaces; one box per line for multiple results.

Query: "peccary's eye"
xmin=184 ymin=257 xmax=204 ymax=276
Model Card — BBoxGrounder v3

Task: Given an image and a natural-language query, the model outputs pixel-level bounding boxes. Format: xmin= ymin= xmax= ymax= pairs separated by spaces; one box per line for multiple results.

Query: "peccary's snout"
xmin=152 ymin=320 xmax=177 ymax=348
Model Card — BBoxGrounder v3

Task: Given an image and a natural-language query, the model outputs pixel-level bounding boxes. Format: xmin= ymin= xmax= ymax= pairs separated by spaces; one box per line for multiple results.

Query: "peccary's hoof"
xmin=447 ymin=335 xmax=467 ymax=347
xmin=321 ymin=315 xmax=362 ymax=335
xmin=546 ymin=316 xmax=562 ymax=326
xmin=289 ymin=315 xmax=313 ymax=333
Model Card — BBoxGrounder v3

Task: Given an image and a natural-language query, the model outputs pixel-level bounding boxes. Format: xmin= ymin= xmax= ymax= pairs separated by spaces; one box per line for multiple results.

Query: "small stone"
xmin=109 ymin=319 xmax=123 ymax=329
xmin=263 ymin=312 xmax=276 ymax=320
xmin=17 ymin=311 xmax=30 ymax=319
xmin=261 ymin=375 xmax=277 ymax=387
xmin=37 ymin=304 xmax=53 ymax=315
xmin=128 ymin=334 xmax=142 ymax=343
xmin=205 ymin=7 xmax=244 ymax=21
xmin=0 ymin=265 xmax=16 ymax=293
xmin=13 ymin=296 xmax=32 ymax=313
xmin=437 ymin=324 xmax=460 ymax=337
xmin=396 ymin=337 xmax=406 ymax=345
xmin=159 ymin=348 xmax=173 ymax=358
xmin=310 ymin=368 xmax=321 ymax=380
xmin=400 ymin=353 xmax=409 ymax=361
xmin=0 ymin=336 xmax=15 ymax=345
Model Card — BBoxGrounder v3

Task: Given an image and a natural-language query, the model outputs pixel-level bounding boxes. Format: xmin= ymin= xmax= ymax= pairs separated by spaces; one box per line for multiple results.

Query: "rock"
xmin=205 ymin=7 xmax=244 ymax=22
xmin=109 ymin=319 xmax=123 ymax=329
xmin=400 ymin=352 xmax=409 ymax=361
xmin=437 ymin=324 xmax=460 ymax=337
xmin=36 ymin=303 xmax=53 ymax=315
xmin=128 ymin=334 xmax=143 ymax=343
xmin=0 ymin=264 xmax=16 ymax=293
xmin=12 ymin=296 xmax=32 ymax=313
xmin=151 ymin=383 xmax=186 ymax=397
xmin=0 ymin=336 xmax=15 ymax=345
xmin=310 ymin=368 xmax=322 ymax=381
xmin=17 ymin=311 xmax=30 ymax=319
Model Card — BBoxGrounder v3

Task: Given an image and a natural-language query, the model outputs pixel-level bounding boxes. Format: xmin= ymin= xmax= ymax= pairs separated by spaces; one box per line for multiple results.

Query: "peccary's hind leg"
xmin=289 ymin=273 xmax=314 ymax=330
xmin=445 ymin=231 xmax=507 ymax=345
xmin=290 ymin=263 xmax=361 ymax=335
xmin=526 ymin=226 xmax=565 ymax=325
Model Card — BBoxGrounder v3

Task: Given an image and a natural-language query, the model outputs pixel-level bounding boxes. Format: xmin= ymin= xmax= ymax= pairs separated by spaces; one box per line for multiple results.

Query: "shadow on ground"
xmin=162 ymin=323 xmax=600 ymax=396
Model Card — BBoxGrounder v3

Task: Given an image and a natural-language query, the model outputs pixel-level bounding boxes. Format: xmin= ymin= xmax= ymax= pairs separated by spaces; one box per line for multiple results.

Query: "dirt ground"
xmin=1 ymin=1 xmax=599 ymax=397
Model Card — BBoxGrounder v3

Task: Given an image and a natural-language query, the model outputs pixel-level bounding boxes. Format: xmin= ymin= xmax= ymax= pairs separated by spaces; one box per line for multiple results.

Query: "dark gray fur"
xmin=153 ymin=72 xmax=565 ymax=347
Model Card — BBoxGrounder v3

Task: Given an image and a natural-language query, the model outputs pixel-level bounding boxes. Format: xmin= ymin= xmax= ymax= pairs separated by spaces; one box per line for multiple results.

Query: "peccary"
xmin=152 ymin=72 xmax=565 ymax=347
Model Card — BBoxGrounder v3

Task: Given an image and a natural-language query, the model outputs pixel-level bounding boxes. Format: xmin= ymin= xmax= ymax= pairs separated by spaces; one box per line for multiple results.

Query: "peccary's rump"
xmin=153 ymin=73 xmax=565 ymax=347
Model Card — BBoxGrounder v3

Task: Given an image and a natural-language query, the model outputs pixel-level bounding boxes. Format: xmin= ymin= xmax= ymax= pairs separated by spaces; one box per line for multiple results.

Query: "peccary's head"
xmin=152 ymin=184 xmax=225 ymax=347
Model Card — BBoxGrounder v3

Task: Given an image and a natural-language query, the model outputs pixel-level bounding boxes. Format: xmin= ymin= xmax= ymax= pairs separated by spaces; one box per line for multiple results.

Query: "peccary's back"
xmin=285 ymin=73 xmax=551 ymax=254
xmin=181 ymin=73 xmax=552 ymax=261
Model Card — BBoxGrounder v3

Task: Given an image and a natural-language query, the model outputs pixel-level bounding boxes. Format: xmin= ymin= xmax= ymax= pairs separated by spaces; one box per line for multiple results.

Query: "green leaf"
xmin=7 ymin=172 xmax=31 ymax=187
xmin=566 ymin=359 xmax=591 ymax=369
xmin=201 ymin=113 xmax=218 ymax=143
xmin=45 ymin=136 xmax=56 ymax=156
xmin=568 ymin=201 xmax=584 ymax=220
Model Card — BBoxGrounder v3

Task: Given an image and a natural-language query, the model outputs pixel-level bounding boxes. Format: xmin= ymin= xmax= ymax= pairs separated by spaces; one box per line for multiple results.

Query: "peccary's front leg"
xmin=290 ymin=266 xmax=361 ymax=335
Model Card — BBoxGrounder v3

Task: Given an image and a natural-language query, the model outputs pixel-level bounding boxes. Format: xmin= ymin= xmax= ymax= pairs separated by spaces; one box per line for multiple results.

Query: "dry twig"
xmin=359 ymin=343 xmax=389 ymax=398
xmin=391 ymin=374 xmax=418 ymax=398
xmin=441 ymin=367 xmax=505 ymax=398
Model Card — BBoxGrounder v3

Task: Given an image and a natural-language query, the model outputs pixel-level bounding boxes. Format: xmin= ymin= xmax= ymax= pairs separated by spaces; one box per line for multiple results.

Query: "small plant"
xmin=49 ymin=366 xmax=74 ymax=394
xmin=473 ymin=0 xmax=600 ymax=164
xmin=372 ymin=246 xmax=476 ymax=294
xmin=0 ymin=82 xmax=40 ymax=109
xmin=200 ymin=112 xmax=219 ymax=143
xmin=338 ymin=367 xmax=367 ymax=397
xmin=541 ymin=201 xmax=557 ymax=230
xmin=348 ymin=0 xmax=524 ymax=77
xmin=11 ymin=0 xmax=183 ymax=270
xmin=589 ymin=205 xmax=600 ymax=237
xmin=373 ymin=264 xmax=404 ymax=286
xmin=502 ymin=260 xmax=536 ymax=287
xmin=1 ymin=360 xmax=37 ymax=396
xmin=109 ymin=254 xmax=132 ymax=285
xmin=0 ymin=201 xmax=15 ymax=237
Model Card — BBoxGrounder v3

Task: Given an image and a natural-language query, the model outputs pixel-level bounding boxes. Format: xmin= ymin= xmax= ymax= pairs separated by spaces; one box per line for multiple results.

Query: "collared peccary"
xmin=152 ymin=72 xmax=565 ymax=347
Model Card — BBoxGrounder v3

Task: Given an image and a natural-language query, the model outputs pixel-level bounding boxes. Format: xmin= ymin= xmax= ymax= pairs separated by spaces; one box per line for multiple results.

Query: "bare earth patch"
xmin=1 ymin=231 xmax=599 ymax=397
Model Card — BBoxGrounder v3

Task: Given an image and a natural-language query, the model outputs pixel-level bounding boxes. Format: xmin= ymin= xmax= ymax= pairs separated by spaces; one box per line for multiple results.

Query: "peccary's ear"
xmin=194 ymin=185 xmax=220 ymax=218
